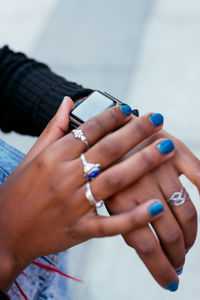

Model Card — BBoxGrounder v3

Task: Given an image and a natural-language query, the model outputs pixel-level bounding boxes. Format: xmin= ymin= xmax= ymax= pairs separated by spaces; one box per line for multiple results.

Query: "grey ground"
xmin=0 ymin=0 xmax=200 ymax=299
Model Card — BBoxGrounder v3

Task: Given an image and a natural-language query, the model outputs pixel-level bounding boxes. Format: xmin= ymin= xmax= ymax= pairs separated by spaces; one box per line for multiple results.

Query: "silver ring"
xmin=72 ymin=129 xmax=89 ymax=149
xmin=80 ymin=153 xmax=101 ymax=180
xmin=167 ymin=188 xmax=188 ymax=207
xmin=85 ymin=182 xmax=104 ymax=208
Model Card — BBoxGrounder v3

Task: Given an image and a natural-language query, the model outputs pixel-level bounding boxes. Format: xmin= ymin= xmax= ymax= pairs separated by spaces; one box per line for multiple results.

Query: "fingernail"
xmin=149 ymin=113 xmax=164 ymax=126
xmin=132 ymin=109 xmax=139 ymax=117
xmin=186 ymin=249 xmax=189 ymax=254
xmin=157 ymin=139 xmax=174 ymax=155
xmin=120 ymin=105 xmax=132 ymax=116
xmin=149 ymin=202 xmax=164 ymax=216
xmin=61 ymin=96 xmax=66 ymax=103
xmin=166 ymin=281 xmax=179 ymax=292
xmin=75 ymin=99 xmax=85 ymax=107
xmin=176 ymin=268 xmax=183 ymax=276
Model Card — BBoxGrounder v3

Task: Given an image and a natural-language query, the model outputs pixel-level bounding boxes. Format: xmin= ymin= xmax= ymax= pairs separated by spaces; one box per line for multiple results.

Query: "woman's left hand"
xmin=107 ymin=127 xmax=199 ymax=290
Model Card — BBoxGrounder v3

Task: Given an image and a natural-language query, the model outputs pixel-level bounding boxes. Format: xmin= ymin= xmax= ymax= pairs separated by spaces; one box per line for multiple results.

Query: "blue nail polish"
xmin=186 ymin=249 xmax=189 ymax=254
xmin=61 ymin=96 xmax=65 ymax=102
xmin=176 ymin=268 xmax=183 ymax=276
xmin=75 ymin=99 xmax=85 ymax=107
xmin=149 ymin=113 xmax=164 ymax=126
xmin=149 ymin=202 xmax=164 ymax=216
xmin=157 ymin=139 xmax=174 ymax=155
xmin=166 ymin=281 xmax=179 ymax=292
xmin=120 ymin=105 xmax=132 ymax=116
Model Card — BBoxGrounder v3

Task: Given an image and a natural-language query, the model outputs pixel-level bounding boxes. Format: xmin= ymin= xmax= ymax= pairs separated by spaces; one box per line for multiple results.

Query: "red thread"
xmin=10 ymin=287 xmax=20 ymax=299
xmin=32 ymin=261 xmax=83 ymax=283
xmin=14 ymin=280 xmax=28 ymax=300
xmin=22 ymin=271 xmax=29 ymax=278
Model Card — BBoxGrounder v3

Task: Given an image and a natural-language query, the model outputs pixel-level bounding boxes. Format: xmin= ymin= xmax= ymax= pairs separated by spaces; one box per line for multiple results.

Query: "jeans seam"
xmin=0 ymin=167 xmax=9 ymax=177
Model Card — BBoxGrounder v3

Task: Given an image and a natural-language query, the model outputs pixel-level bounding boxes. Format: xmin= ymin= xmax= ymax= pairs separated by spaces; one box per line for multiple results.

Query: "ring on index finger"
xmin=72 ymin=129 xmax=89 ymax=149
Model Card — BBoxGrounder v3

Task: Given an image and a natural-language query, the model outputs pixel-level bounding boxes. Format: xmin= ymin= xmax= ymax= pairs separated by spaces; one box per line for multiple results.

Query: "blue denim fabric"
xmin=0 ymin=140 xmax=71 ymax=300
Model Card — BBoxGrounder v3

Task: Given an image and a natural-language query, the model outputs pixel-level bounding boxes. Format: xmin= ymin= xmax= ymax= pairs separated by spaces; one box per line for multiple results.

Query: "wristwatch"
xmin=69 ymin=90 xmax=139 ymax=129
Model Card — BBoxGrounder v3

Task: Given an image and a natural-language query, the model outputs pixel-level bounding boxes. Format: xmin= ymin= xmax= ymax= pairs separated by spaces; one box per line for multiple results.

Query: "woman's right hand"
xmin=0 ymin=98 xmax=175 ymax=292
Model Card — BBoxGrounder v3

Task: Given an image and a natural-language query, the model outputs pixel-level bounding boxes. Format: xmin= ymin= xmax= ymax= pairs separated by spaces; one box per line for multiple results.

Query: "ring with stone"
xmin=80 ymin=153 xmax=101 ymax=180
xmin=72 ymin=129 xmax=89 ymax=149
xmin=85 ymin=182 xmax=104 ymax=209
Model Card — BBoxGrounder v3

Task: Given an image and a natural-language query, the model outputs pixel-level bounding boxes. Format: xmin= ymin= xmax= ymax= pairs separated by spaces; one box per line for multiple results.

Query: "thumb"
xmin=43 ymin=96 xmax=75 ymax=141
xmin=22 ymin=97 xmax=75 ymax=165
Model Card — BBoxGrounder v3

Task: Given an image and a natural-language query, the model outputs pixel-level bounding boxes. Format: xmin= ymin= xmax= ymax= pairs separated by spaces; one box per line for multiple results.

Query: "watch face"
xmin=71 ymin=91 xmax=117 ymax=123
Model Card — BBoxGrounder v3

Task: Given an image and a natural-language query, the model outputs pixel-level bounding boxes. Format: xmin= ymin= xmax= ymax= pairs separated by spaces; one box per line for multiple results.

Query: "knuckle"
xmin=109 ymin=108 xmax=122 ymax=126
xmin=85 ymin=118 xmax=105 ymax=136
xmin=36 ymin=153 xmax=53 ymax=172
xmin=162 ymin=227 xmax=183 ymax=246
xmin=99 ymin=137 xmax=119 ymax=159
xmin=103 ymin=172 xmax=122 ymax=192
xmin=133 ymin=118 xmax=150 ymax=137
xmin=95 ymin=223 xmax=108 ymax=237
xmin=131 ymin=236 xmax=158 ymax=256
xmin=141 ymin=149 xmax=156 ymax=168
xmin=182 ymin=205 xmax=197 ymax=225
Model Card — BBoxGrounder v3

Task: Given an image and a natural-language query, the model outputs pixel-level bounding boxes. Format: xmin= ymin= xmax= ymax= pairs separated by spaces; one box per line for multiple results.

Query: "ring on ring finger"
xmin=167 ymin=188 xmax=188 ymax=207
xmin=85 ymin=182 xmax=104 ymax=209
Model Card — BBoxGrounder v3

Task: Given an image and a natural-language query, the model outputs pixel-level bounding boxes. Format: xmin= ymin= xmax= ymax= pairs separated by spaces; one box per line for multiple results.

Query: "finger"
xmin=130 ymin=174 xmax=186 ymax=271
xmin=155 ymin=162 xmax=198 ymax=251
xmin=59 ymin=105 xmax=133 ymax=159
xmin=33 ymin=97 xmax=74 ymax=151
xmin=73 ymin=112 xmax=164 ymax=182
xmin=123 ymin=227 xmax=179 ymax=291
xmin=89 ymin=139 xmax=175 ymax=200
xmin=163 ymin=131 xmax=200 ymax=190
xmin=107 ymin=176 xmax=185 ymax=274
xmin=83 ymin=200 xmax=164 ymax=238
xmin=22 ymin=97 xmax=74 ymax=165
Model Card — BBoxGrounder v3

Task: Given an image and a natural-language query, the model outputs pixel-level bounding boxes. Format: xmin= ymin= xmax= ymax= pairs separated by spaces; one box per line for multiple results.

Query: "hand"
xmin=106 ymin=126 xmax=199 ymax=292
xmin=0 ymin=101 xmax=174 ymax=292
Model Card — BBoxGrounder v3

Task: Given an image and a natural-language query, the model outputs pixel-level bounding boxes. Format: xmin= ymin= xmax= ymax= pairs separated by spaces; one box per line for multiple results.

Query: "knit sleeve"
xmin=0 ymin=46 xmax=92 ymax=136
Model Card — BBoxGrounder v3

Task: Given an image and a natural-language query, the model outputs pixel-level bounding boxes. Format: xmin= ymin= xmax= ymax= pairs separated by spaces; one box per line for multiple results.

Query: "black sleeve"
xmin=0 ymin=290 xmax=9 ymax=300
xmin=0 ymin=46 xmax=93 ymax=136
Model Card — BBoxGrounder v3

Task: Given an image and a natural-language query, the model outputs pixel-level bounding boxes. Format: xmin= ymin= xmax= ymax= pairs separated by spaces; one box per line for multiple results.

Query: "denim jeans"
xmin=0 ymin=139 xmax=71 ymax=300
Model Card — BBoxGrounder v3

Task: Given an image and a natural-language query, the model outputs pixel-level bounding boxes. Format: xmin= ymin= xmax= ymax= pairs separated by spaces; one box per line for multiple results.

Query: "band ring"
xmin=85 ymin=182 xmax=104 ymax=209
xmin=72 ymin=129 xmax=89 ymax=149
xmin=167 ymin=188 xmax=188 ymax=207
xmin=80 ymin=153 xmax=101 ymax=180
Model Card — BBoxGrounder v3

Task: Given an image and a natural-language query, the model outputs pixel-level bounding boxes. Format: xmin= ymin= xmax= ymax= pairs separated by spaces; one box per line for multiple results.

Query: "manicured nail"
xmin=149 ymin=202 xmax=164 ymax=216
xmin=157 ymin=139 xmax=174 ymax=155
xmin=149 ymin=113 xmax=164 ymax=126
xmin=120 ymin=105 xmax=132 ymax=116
xmin=176 ymin=268 xmax=183 ymax=276
xmin=132 ymin=109 xmax=139 ymax=117
xmin=75 ymin=99 xmax=85 ymax=107
xmin=61 ymin=96 xmax=65 ymax=103
xmin=166 ymin=281 xmax=179 ymax=292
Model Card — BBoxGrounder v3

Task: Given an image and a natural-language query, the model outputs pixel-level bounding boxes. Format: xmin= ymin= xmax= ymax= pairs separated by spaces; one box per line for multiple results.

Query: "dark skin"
xmin=0 ymin=98 xmax=175 ymax=292
xmin=107 ymin=130 xmax=199 ymax=288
